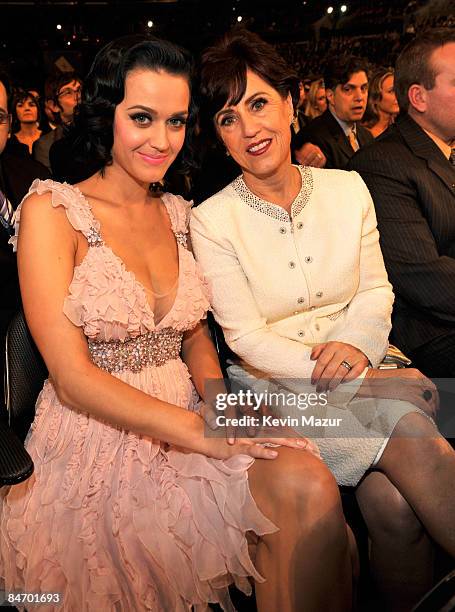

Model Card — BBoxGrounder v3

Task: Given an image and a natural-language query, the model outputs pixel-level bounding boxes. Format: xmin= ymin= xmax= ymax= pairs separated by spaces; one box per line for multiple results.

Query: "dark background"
xmin=0 ymin=0 xmax=453 ymax=90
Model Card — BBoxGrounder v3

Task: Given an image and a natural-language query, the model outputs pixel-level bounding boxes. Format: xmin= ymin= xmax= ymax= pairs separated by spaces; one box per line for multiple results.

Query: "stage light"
xmin=341 ymin=4 xmax=347 ymax=12
xmin=147 ymin=20 xmax=153 ymax=28
xmin=56 ymin=24 xmax=62 ymax=30
xmin=67 ymin=41 xmax=71 ymax=46
xmin=237 ymin=15 xmax=243 ymax=22
xmin=327 ymin=6 xmax=334 ymax=14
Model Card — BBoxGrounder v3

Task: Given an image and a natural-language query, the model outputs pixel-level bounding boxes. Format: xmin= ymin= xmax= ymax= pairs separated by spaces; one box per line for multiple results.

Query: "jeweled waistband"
xmin=88 ymin=328 xmax=183 ymax=373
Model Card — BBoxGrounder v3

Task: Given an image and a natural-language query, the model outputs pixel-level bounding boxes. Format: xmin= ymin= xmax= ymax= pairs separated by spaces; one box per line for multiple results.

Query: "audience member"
xmin=290 ymin=79 xmax=327 ymax=168
xmin=9 ymin=90 xmax=42 ymax=155
xmin=350 ymin=29 xmax=455 ymax=379
xmin=294 ymin=56 xmax=373 ymax=168
xmin=33 ymin=72 xmax=81 ymax=171
xmin=304 ymin=78 xmax=327 ymax=120
xmin=362 ymin=67 xmax=399 ymax=137
xmin=0 ymin=72 xmax=49 ymax=399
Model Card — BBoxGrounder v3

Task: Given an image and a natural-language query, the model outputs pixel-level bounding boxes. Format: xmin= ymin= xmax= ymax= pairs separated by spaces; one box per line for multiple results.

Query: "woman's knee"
xmin=392 ymin=411 xmax=439 ymax=440
xmin=357 ymin=473 xmax=424 ymax=543
xmin=265 ymin=447 xmax=342 ymax=518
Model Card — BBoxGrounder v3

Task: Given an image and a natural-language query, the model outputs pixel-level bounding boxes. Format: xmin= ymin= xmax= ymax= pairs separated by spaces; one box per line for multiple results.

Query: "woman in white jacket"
xmin=191 ymin=28 xmax=455 ymax=611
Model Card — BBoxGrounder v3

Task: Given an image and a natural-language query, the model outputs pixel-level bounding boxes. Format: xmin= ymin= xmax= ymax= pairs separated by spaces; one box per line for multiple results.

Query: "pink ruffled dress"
xmin=0 ymin=180 xmax=277 ymax=611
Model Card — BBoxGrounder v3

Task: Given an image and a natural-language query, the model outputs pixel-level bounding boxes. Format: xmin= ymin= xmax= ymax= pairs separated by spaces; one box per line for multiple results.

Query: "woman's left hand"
xmin=310 ymin=341 xmax=369 ymax=392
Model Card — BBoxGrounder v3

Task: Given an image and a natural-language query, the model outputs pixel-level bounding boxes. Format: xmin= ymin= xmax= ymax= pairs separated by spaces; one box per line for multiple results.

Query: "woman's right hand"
xmin=356 ymin=368 xmax=439 ymax=417
xmin=196 ymin=424 xmax=320 ymax=461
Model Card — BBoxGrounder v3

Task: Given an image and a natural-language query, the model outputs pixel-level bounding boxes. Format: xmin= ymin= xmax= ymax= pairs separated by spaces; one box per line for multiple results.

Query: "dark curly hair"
xmin=198 ymin=28 xmax=300 ymax=134
xmin=70 ymin=34 xmax=197 ymax=178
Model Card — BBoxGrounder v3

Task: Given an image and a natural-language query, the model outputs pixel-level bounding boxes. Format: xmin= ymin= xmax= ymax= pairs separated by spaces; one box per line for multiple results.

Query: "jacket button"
xmin=279 ymin=227 xmax=287 ymax=234
xmin=296 ymin=222 xmax=303 ymax=229
xmin=315 ymin=324 xmax=320 ymax=331
xmin=297 ymin=297 xmax=305 ymax=304
xmin=305 ymin=256 xmax=313 ymax=263
xmin=316 ymin=291 xmax=323 ymax=297
xmin=298 ymin=330 xmax=304 ymax=337
xmin=289 ymin=261 xmax=296 ymax=269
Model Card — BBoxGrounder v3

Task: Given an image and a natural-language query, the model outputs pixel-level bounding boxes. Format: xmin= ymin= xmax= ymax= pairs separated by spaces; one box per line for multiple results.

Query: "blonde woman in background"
xmin=304 ymin=78 xmax=327 ymax=120
xmin=362 ymin=68 xmax=399 ymax=138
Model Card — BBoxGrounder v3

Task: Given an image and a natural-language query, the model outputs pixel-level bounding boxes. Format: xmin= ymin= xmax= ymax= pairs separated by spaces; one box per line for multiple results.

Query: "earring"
xmin=226 ymin=149 xmax=230 ymax=157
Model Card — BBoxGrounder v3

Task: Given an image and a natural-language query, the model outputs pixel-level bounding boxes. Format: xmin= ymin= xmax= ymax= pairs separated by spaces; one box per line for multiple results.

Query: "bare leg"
xmin=376 ymin=412 xmax=455 ymax=557
xmin=248 ymin=447 xmax=353 ymax=612
xmin=356 ymin=471 xmax=434 ymax=611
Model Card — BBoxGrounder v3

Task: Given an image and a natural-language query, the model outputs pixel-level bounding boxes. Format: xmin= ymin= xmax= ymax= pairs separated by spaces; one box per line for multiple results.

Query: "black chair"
xmin=1 ymin=310 xmax=48 ymax=486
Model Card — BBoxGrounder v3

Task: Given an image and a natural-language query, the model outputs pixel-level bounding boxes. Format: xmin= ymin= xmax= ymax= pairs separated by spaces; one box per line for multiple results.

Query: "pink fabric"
xmin=1 ymin=180 xmax=277 ymax=611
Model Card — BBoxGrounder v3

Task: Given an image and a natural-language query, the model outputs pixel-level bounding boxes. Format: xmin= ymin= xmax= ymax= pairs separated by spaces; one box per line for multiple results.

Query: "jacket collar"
xmin=321 ymin=109 xmax=354 ymax=160
xmin=396 ymin=113 xmax=455 ymax=194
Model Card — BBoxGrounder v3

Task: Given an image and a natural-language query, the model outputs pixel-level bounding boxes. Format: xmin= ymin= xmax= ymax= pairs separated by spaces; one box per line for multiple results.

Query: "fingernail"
xmin=268 ymin=450 xmax=278 ymax=458
xmin=296 ymin=439 xmax=307 ymax=447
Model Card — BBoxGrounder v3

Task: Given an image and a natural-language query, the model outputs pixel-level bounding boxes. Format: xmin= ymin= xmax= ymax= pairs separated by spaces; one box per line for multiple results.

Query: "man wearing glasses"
xmin=0 ymin=72 xmax=49 ymax=382
xmin=33 ymin=72 xmax=81 ymax=172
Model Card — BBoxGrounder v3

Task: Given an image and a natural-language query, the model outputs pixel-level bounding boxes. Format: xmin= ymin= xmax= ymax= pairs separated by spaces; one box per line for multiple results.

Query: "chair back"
xmin=4 ymin=309 xmax=47 ymax=441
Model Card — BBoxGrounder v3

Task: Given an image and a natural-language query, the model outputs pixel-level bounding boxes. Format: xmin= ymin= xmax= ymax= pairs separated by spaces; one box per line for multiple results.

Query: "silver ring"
xmin=340 ymin=360 xmax=352 ymax=372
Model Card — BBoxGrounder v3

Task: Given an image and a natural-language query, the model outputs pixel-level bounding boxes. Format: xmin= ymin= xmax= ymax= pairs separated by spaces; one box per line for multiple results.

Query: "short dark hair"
xmin=12 ymin=89 xmax=41 ymax=132
xmin=70 ymin=34 xmax=197 ymax=177
xmin=395 ymin=28 xmax=455 ymax=113
xmin=324 ymin=56 xmax=370 ymax=92
xmin=199 ymin=28 xmax=300 ymax=126
xmin=44 ymin=71 xmax=81 ymax=103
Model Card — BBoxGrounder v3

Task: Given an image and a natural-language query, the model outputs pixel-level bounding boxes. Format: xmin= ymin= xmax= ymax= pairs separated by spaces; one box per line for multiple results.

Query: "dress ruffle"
xmin=1 ymin=365 xmax=277 ymax=611
xmin=1 ymin=180 xmax=269 ymax=611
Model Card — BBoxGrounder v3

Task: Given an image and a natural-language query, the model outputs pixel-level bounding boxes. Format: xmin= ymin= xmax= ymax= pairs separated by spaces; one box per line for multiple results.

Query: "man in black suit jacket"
xmin=294 ymin=57 xmax=373 ymax=169
xmin=349 ymin=29 xmax=455 ymax=379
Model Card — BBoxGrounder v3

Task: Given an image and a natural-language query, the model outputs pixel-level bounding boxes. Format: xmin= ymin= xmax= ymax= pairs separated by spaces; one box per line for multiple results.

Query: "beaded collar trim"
xmin=230 ymin=165 xmax=313 ymax=222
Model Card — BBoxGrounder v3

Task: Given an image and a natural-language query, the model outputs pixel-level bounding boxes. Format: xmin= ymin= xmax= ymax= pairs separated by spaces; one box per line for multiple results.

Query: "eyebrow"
xmin=126 ymin=104 xmax=188 ymax=115
xmin=0 ymin=106 xmax=7 ymax=114
xmin=344 ymin=82 xmax=368 ymax=88
xmin=216 ymin=91 xmax=269 ymax=119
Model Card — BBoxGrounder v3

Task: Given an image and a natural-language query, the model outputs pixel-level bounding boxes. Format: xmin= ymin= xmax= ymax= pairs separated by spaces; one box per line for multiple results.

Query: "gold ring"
xmin=340 ymin=360 xmax=352 ymax=371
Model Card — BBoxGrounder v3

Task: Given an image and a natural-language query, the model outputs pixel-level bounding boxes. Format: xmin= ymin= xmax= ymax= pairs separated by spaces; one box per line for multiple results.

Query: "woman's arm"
xmin=182 ymin=320 xmax=227 ymax=402
xmin=325 ymin=171 xmax=394 ymax=366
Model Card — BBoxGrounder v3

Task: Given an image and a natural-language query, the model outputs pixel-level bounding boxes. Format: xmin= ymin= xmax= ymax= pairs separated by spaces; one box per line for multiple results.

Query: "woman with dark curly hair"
xmin=0 ymin=35 xmax=353 ymax=612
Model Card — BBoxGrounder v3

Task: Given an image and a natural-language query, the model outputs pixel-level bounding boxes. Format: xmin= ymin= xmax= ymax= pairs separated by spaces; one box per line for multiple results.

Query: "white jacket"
xmin=190 ymin=165 xmax=393 ymax=388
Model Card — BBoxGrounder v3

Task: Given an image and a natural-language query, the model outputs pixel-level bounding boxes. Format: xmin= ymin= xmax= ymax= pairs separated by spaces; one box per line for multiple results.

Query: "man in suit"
xmin=294 ymin=57 xmax=373 ymax=169
xmin=33 ymin=72 xmax=81 ymax=172
xmin=349 ymin=29 xmax=455 ymax=379
xmin=0 ymin=71 xmax=49 ymax=384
